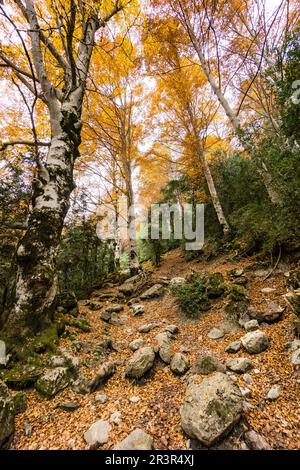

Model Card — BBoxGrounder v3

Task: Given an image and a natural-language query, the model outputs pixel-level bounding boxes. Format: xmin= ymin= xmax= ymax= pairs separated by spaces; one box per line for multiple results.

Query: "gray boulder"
xmin=207 ymin=328 xmax=224 ymax=340
xmin=226 ymin=358 xmax=253 ymax=374
xmin=291 ymin=348 xmax=300 ymax=366
xmin=155 ymin=332 xmax=173 ymax=364
xmin=138 ymin=323 xmax=160 ymax=333
xmin=114 ymin=429 xmax=153 ymax=450
xmin=170 ymin=353 xmax=190 ymax=375
xmin=244 ymin=430 xmax=272 ymax=450
xmin=129 ymin=338 xmax=144 ymax=352
xmin=132 ymin=304 xmax=145 ymax=316
xmin=241 ymin=330 xmax=269 ymax=354
xmin=125 ymin=347 xmax=155 ymax=378
xmin=225 ymin=341 xmax=241 ymax=354
xmin=180 ymin=372 xmax=242 ymax=447
xmin=89 ymin=361 xmax=116 ymax=392
xmin=244 ymin=320 xmax=259 ymax=332
xmin=265 ymin=385 xmax=281 ymax=401
xmin=35 ymin=367 xmax=70 ymax=397
xmin=164 ymin=324 xmax=179 ymax=334
xmin=84 ymin=419 xmax=111 ymax=449
xmin=140 ymin=284 xmax=164 ymax=300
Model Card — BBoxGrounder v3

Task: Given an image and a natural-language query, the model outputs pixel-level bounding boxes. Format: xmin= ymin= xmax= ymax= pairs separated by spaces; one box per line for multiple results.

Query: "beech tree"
xmin=0 ymin=0 xmax=130 ymax=346
xmin=149 ymin=0 xmax=298 ymax=205
xmin=144 ymin=19 xmax=230 ymax=235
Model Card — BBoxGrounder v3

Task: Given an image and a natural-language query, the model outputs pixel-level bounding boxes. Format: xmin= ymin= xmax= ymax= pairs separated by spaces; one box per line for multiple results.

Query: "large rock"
xmin=125 ymin=347 xmax=155 ymax=378
xmin=114 ymin=429 xmax=153 ymax=450
xmin=140 ymin=284 xmax=164 ymax=300
xmin=248 ymin=303 xmax=284 ymax=324
xmin=155 ymin=332 xmax=172 ymax=364
xmin=170 ymin=353 xmax=190 ymax=375
xmin=0 ymin=381 xmax=16 ymax=449
xmin=89 ymin=361 xmax=116 ymax=392
xmin=180 ymin=372 xmax=242 ymax=447
xmin=84 ymin=419 xmax=111 ymax=449
xmin=35 ymin=367 xmax=70 ymax=397
xmin=241 ymin=330 xmax=269 ymax=354
xmin=226 ymin=358 xmax=253 ymax=374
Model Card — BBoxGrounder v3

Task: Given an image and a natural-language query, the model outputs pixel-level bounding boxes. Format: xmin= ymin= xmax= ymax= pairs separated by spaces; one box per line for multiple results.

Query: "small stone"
xmin=244 ymin=320 xmax=259 ymax=332
xmin=170 ymin=353 xmax=190 ymax=375
xmin=164 ymin=324 xmax=179 ymax=334
xmin=129 ymin=338 xmax=144 ymax=352
xmin=24 ymin=421 xmax=33 ymax=437
xmin=129 ymin=396 xmax=140 ymax=403
xmin=265 ymin=385 xmax=281 ymax=401
xmin=132 ymin=304 xmax=145 ymax=316
xmin=291 ymin=348 xmax=300 ymax=366
xmin=261 ymin=288 xmax=275 ymax=294
xmin=241 ymin=330 xmax=269 ymax=354
xmin=95 ymin=394 xmax=107 ymax=404
xmin=244 ymin=430 xmax=272 ymax=450
xmin=114 ymin=429 xmax=153 ymax=450
xmin=225 ymin=341 xmax=241 ymax=353
xmin=243 ymin=374 xmax=253 ymax=383
xmin=207 ymin=328 xmax=224 ymax=340
xmin=240 ymin=387 xmax=252 ymax=398
xmin=253 ymin=368 xmax=260 ymax=374
xmin=56 ymin=401 xmax=80 ymax=412
xmin=84 ymin=420 xmax=111 ymax=449
xmin=170 ymin=277 xmax=186 ymax=287
xmin=138 ymin=323 xmax=160 ymax=333
xmin=110 ymin=411 xmax=122 ymax=425
xmin=226 ymin=358 xmax=253 ymax=374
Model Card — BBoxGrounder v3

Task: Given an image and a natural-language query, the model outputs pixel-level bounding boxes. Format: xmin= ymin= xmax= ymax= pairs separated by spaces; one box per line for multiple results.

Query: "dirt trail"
xmin=13 ymin=249 xmax=300 ymax=450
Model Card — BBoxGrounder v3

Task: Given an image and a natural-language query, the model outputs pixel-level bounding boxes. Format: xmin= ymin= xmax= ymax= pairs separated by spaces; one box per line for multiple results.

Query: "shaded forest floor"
xmin=12 ymin=249 xmax=300 ymax=450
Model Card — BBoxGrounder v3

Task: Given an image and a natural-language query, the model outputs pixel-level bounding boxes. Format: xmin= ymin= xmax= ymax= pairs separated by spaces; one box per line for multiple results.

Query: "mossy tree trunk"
xmin=0 ymin=0 xmax=122 ymax=347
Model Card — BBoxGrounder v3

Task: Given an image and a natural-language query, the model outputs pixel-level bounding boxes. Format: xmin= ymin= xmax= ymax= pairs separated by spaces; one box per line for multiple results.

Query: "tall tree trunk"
xmin=0 ymin=103 xmax=81 ymax=345
xmin=125 ymin=163 xmax=141 ymax=276
xmin=200 ymin=153 xmax=231 ymax=235
xmin=178 ymin=6 xmax=281 ymax=205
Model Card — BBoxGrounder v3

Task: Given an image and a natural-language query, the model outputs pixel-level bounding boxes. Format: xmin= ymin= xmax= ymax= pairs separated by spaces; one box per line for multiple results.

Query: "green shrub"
xmin=171 ymin=275 xmax=210 ymax=316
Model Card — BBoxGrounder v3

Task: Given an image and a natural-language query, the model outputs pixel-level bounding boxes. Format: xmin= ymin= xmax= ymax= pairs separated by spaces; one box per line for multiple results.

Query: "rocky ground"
xmin=1 ymin=249 xmax=300 ymax=450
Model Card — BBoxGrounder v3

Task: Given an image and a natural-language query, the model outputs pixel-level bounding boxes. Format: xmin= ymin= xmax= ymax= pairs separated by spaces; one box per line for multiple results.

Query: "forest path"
xmin=13 ymin=249 xmax=300 ymax=450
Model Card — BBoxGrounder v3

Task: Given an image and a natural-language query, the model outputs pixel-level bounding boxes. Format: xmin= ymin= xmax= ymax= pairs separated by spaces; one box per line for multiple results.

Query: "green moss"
xmin=226 ymin=284 xmax=248 ymax=302
xmin=195 ymin=356 xmax=220 ymax=375
xmin=206 ymin=272 xmax=225 ymax=298
xmin=207 ymin=399 xmax=229 ymax=420
xmin=12 ymin=392 xmax=27 ymax=414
